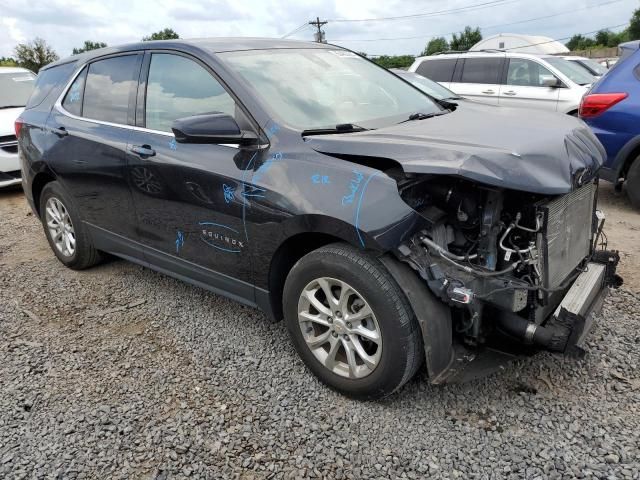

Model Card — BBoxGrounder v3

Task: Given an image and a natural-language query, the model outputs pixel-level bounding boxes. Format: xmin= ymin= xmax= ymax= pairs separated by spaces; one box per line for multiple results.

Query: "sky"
xmin=0 ymin=0 xmax=636 ymax=59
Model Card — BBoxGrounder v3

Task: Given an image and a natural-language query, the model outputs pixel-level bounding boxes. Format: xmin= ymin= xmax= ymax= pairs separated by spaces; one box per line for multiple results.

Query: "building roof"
xmin=470 ymin=33 xmax=570 ymax=54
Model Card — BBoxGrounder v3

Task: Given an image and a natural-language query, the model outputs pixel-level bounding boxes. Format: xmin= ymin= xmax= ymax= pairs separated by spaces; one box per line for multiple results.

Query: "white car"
xmin=562 ymin=56 xmax=608 ymax=78
xmin=1 ymin=67 xmax=36 ymax=188
xmin=408 ymin=52 xmax=596 ymax=115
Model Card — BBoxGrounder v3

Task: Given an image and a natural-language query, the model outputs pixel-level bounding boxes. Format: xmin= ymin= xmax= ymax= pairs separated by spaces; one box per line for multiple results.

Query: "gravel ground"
xmin=1 ymin=187 xmax=639 ymax=480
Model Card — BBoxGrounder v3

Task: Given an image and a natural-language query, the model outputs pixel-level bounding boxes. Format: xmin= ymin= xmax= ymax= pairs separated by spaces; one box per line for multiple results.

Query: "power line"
xmin=328 ymin=0 xmax=521 ymax=23
xmin=281 ymin=22 xmax=311 ymax=39
xmin=331 ymin=0 xmax=630 ymax=42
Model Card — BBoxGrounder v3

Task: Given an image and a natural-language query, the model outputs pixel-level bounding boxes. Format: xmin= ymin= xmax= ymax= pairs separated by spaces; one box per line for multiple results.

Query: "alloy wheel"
xmin=297 ymin=277 xmax=382 ymax=379
xmin=45 ymin=197 xmax=76 ymax=257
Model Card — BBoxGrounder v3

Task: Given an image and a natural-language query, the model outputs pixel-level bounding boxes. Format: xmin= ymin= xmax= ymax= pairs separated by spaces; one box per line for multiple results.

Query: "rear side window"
xmin=25 ymin=62 xmax=76 ymax=110
xmin=459 ymin=58 xmax=503 ymax=84
xmin=145 ymin=53 xmax=236 ymax=133
xmin=415 ymin=59 xmax=457 ymax=83
xmin=62 ymin=67 xmax=87 ymax=116
xmin=82 ymin=55 xmax=139 ymax=124
xmin=635 ymin=64 xmax=640 ymax=80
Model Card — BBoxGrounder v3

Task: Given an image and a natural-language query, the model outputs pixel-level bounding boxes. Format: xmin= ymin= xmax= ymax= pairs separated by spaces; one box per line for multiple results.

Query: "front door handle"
xmin=130 ymin=145 xmax=156 ymax=158
xmin=49 ymin=126 xmax=68 ymax=137
xmin=503 ymin=90 xmax=517 ymax=96
xmin=481 ymin=89 xmax=495 ymax=95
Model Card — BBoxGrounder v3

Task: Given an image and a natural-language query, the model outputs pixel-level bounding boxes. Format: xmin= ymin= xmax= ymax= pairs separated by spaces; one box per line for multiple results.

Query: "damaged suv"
xmin=17 ymin=39 xmax=619 ymax=399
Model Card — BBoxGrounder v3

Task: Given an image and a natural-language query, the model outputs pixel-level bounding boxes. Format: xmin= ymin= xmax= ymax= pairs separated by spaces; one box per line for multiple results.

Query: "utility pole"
xmin=309 ymin=17 xmax=327 ymax=43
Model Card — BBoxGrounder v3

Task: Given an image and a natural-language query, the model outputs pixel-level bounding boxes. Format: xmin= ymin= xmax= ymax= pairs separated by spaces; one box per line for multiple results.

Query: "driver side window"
xmin=507 ymin=59 xmax=558 ymax=87
xmin=145 ymin=53 xmax=236 ymax=133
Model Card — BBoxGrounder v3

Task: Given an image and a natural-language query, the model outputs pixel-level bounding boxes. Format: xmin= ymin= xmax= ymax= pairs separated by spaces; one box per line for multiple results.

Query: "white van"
xmin=408 ymin=52 xmax=595 ymax=114
xmin=1 ymin=67 xmax=36 ymax=188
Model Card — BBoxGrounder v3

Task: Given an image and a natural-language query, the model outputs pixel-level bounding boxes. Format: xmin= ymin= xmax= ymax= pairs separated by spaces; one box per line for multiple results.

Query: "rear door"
xmin=125 ymin=51 xmax=257 ymax=298
xmin=498 ymin=58 xmax=560 ymax=111
xmin=448 ymin=57 xmax=504 ymax=104
xmin=47 ymin=54 xmax=142 ymax=252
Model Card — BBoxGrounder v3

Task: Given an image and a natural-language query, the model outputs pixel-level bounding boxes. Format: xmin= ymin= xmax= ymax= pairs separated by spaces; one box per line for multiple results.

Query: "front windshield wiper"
xmin=0 ymin=105 xmax=25 ymax=110
xmin=301 ymin=123 xmax=370 ymax=137
xmin=397 ymin=110 xmax=450 ymax=124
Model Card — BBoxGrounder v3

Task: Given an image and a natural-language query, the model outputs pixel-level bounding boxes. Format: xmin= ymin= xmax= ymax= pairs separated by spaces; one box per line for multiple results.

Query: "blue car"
xmin=580 ymin=41 xmax=640 ymax=208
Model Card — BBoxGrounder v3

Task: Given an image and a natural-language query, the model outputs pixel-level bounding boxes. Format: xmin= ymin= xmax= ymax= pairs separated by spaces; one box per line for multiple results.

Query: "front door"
xmin=126 ymin=51 xmax=256 ymax=298
xmin=46 ymin=54 xmax=142 ymax=250
xmin=498 ymin=58 xmax=561 ymax=111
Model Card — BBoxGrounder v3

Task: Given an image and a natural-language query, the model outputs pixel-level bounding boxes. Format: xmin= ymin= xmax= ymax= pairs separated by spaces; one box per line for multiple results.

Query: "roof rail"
xmin=433 ymin=48 xmax=505 ymax=55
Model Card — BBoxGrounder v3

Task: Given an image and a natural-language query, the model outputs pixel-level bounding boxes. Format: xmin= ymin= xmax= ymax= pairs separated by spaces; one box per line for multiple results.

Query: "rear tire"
xmin=283 ymin=243 xmax=423 ymax=400
xmin=39 ymin=181 xmax=101 ymax=270
xmin=626 ymin=157 xmax=640 ymax=210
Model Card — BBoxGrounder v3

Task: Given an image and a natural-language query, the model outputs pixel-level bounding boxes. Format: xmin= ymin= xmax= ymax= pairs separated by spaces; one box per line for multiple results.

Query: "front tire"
xmin=283 ymin=243 xmax=423 ymax=400
xmin=626 ymin=156 xmax=640 ymax=209
xmin=40 ymin=181 xmax=101 ymax=270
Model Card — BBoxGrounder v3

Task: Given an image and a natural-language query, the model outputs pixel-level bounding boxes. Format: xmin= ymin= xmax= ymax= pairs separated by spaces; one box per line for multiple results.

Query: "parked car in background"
xmin=563 ymin=56 xmax=609 ymax=78
xmin=580 ymin=40 xmax=640 ymax=209
xmin=17 ymin=39 xmax=618 ymax=399
xmin=409 ymin=52 xmax=596 ymax=114
xmin=0 ymin=67 xmax=36 ymax=188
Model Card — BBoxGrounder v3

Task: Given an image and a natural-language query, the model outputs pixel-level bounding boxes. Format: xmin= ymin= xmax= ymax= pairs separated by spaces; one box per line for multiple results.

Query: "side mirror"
xmin=171 ymin=113 xmax=258 ymax=146
xmin=542 ymin=76 xmax=563 ymax=88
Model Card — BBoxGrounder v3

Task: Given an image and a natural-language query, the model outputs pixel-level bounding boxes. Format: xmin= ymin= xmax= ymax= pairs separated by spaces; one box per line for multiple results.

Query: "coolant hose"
xmin=496 ymin=312 xmax=571 ymax=352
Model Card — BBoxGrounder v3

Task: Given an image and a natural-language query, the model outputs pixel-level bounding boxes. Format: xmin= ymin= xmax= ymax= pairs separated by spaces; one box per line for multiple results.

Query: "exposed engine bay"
xmin=394 ymin=174 xmax=620 ymax=360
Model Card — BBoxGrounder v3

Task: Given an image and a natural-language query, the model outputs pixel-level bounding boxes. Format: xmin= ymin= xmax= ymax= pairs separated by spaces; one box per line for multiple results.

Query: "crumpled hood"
xmin=306 ymin=105 xmax=606 ymax=195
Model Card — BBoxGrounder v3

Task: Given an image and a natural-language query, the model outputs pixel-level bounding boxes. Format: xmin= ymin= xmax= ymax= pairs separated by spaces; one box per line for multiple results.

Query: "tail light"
xmin=14 ymin=118 xmax=24 ymax=138
xmin=579 ymin=93 xmax=628 ymax=118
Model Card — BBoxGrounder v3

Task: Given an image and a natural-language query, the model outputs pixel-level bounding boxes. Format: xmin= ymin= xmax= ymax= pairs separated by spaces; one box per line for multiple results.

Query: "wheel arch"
xmin=267 ymin=231 xmax=351 ymax=322
xmin=31 ymin=169 xmax=57 ymax=217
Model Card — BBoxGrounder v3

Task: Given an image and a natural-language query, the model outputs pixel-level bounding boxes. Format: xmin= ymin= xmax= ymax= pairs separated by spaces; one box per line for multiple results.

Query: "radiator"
xmin=541 ymin=182 xmax=596 ymax=288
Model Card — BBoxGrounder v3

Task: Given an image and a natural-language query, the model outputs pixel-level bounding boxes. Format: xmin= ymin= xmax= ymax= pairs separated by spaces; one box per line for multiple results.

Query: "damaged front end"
xmin=393 ymin=175 xmax=621 ymax=383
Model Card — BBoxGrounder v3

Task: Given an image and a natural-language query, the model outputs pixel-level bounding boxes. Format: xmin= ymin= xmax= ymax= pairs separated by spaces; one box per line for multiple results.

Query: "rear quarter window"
xmin=25 ymin=62 xmax=76 ymax=110
xmin=635 ymin=64 xmax=640 ymax=80
xmin=415 ymin=59 xmax=457 ymax=83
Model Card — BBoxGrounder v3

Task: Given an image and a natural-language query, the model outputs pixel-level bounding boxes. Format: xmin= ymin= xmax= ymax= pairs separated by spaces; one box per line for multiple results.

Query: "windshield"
xmin=545 ymin=58 xmax=596 ymax=86
xmin=220 ymin=49 xmax=440 ymax=130
xmin=576 ymin=58 xmax=608 ymax=76
xmin=396 ymin=72 xmax=458 ymax=100
xmin=0 ymin=71 xmax=36 ymax=108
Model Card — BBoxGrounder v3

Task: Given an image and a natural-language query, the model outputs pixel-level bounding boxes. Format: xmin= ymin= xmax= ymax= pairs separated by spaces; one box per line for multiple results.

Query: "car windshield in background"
xmin=220 ymin=49 xmax=441 ymax=130
xmin=546 ymin=58 xmax=596 ymax=86
xmin=0 ymin=71 xmax=36 ymax=108
xmin=579 ymin=58 xmax=608 ymax=76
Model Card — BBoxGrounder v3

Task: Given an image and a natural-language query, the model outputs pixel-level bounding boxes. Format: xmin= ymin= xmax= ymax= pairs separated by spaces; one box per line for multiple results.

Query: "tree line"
xmin=0 ymin=28 xmax=179 ymax=72
xmin=372 ymin=5 xmax=640 ymax=69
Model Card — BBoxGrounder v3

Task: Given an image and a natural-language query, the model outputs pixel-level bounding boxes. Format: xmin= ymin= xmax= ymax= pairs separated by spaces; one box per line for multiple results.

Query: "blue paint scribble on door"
xmin=175 ymin=230 xmax=185 ymax=254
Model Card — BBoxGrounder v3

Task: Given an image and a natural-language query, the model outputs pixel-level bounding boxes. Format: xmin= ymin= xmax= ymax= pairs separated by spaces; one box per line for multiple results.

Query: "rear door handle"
xmin=503 ymin=91 xmax=517 ymax=96
xmin=481 ymin=89 xmax=495 ymax=95
xmin=129 ymin=145 xmax=156 ymax=158
xmin=49 ymin=126 xmax=68 ymax=137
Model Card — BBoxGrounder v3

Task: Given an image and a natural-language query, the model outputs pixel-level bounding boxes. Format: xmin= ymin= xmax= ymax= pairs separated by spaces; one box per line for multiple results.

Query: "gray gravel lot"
xmin=1 ymin=187 xmax=639 ymax=480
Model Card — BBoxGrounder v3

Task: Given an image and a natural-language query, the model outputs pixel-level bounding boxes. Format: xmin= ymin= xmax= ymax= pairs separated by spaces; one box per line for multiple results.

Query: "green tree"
xmin=595 ymin=29 xmax=613 ymax=47
xmin=449 ymin=26 xmax=482 ymax=51
xmin=629 ymin=7 xmax=640 ymax=40
xmin=0 ymin=56 xmax=17 ymax=66
xmin=143 ymin=28 xmax=180 ymax=41
xmin=371 ymin=55 xmax=415 ymax=69
xmin=422 ymin=37 xmax=449 ymax=56
xmin=566 ymin=34 xmax=597 ymax=51
xmin=14 ymin=38 xmax=59 ymax=73
xmin=72 ymin=40 xmax=107 ymax=55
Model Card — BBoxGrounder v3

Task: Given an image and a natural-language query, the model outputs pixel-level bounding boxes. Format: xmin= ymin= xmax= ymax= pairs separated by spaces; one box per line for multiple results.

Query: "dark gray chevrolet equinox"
xmin=16 ymin=38 xmax=620 ymax=399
